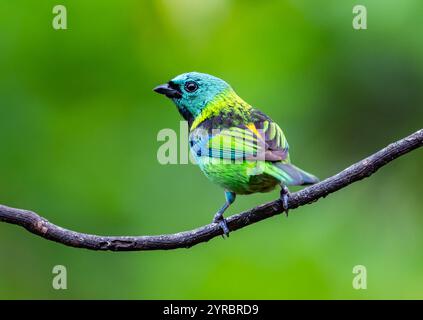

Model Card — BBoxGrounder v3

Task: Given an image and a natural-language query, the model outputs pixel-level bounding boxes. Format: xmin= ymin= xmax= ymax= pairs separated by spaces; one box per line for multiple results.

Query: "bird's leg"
xmin=280 ymin=185 xmax=290 ymax=216
xmin=213 ymin=191 xmax=236 ymax=237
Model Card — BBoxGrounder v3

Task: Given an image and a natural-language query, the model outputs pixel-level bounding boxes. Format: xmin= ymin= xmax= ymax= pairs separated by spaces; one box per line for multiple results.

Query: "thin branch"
xmin=0 ymin=129 xmax=422 ymax=251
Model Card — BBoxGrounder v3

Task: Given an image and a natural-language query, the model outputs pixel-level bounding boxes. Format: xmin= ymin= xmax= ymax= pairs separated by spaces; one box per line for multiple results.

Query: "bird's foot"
xmin=280 ymin=185 xmax=290 ymax=217
xmin=213 ymin=213 xmax=230 ymax=238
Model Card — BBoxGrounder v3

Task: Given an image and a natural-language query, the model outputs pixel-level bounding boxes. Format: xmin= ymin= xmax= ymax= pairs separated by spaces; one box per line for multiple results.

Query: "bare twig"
xmin=0 ymin=129 xmax=422 ymax=251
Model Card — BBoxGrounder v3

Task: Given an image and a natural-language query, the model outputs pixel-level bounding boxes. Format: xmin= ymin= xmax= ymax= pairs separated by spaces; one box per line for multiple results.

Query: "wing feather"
xmin=189 ymin=111 xmax=289 ymax=163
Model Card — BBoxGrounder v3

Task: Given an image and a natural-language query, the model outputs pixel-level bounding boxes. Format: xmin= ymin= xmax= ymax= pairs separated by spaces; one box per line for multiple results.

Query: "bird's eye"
xmin=184 ymin=81 xmax=198 ymax=93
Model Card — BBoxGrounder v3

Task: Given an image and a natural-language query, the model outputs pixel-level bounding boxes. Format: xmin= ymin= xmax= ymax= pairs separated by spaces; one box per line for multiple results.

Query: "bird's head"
xmin=153 ymin=72 xmax=232 ymax=122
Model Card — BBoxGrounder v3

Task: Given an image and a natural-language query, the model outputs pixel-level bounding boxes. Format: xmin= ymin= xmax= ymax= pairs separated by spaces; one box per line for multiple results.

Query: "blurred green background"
xmin=0 ymin=0 xmax=422 ymax=299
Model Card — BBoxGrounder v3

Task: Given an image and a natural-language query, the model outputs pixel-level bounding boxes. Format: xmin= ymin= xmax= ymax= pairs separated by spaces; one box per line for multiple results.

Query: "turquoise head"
xmin=154 ymin=72 xmax=232 ymax=122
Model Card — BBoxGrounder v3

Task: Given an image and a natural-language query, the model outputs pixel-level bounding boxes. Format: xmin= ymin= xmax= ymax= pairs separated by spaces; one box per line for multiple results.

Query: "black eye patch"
xmin=168 ymin=81 xmax=180 ymax=90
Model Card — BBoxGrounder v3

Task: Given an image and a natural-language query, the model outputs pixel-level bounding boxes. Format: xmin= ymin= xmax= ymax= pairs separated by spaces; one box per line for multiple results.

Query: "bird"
xmin=154 ymin=72 xmax=319 ymax=236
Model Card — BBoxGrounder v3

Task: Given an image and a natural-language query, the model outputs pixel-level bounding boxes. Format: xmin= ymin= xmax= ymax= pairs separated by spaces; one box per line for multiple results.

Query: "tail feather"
xmin=269 ymin=163 xmax=319 ymax=186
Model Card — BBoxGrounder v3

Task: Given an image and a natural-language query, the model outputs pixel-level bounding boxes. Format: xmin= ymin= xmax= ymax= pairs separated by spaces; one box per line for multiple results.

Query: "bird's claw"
xmin=280 ymin=186 xmax=290 ymax=217
xmin=219 ymin=219 xmax=230 ymax=238
xmin=213 ymin=216 xmax=230 ymax=238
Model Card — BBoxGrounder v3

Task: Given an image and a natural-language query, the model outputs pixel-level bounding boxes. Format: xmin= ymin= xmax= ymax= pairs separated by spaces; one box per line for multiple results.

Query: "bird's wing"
xmin=252 ymin=115 xmax=290 ymax=162
xmin=190 ymin=114 xmax=289 ymax=162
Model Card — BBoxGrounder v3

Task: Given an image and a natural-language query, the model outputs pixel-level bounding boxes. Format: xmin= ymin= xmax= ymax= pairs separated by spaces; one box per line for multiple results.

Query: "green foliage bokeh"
xmin=0 ymin=0 xmax=422 ymax=299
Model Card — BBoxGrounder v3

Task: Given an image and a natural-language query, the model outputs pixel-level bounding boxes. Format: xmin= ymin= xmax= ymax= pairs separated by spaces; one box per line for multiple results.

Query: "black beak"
xmin=153 ymin=83 xmax=182 ymax=99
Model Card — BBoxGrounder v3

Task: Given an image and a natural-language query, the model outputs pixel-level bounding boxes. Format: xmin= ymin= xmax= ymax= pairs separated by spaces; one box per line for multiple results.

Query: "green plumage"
xmin=154 ymin=72 xmax=319 ymax=234
xmin=198 ymin=159 xmax=280 ymax=194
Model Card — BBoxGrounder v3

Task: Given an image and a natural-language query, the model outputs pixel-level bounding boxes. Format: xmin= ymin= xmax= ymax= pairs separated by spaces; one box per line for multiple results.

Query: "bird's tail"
xmin=268 ymin=162 xmax=319 ymax=186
